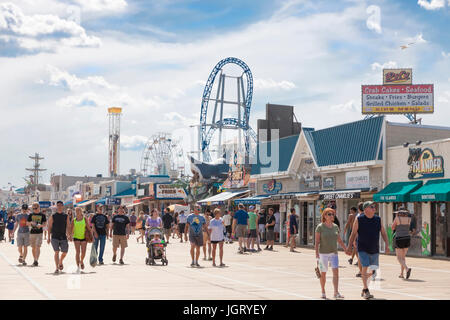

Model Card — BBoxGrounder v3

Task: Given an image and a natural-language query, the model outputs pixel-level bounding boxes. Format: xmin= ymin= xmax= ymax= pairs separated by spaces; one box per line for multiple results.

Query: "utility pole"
xmin=26 ymin=153 xmax=46 ymax=196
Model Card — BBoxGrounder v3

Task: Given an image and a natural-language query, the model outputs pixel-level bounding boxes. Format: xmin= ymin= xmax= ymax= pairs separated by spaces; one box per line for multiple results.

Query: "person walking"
xmin=274 ymin=210 xmax=281 ymax=242
xmin=258 ymin=209 xmax=266 ymax=243
xmin=354 ymin=202 xmax=365 ymax=277
xmin=392 ymin=208 xmax=412 ymax=279
xmin=111 ymin=205 xmax=131 ymax=265
xmin=265 ymin=208 xmax=276 ymax=250
xmin=346 ymin=201 xmax=390 ymax=299
xmin=14 ymin=204 xmax=30 ymax=266
xmin=254 ymin=209 xmax=262 ymax=252
xmin=67 ymin=208 xmax=73 ymax=223
xmin=146 ymin=209 xmax=162 ymax=229
xmin=344 ymin=207 xmax=357 ymax=264
xmin=70 ymin=207 xmax=93 ymax=272
xmin=129 ymin=211 xmax=137 ymax=235
xmin=208 ymin=208 xmax=226 ymax=267
xmin=91 ymin=204 xmax=109 ymax=265
xmin=47 ymin=201 xmax=70 ymax=274
xmin=222 ymin=210 xmax=232 ymax=244
xmin=186 ymin=204 xmax=207 ymax=267
xmin=162 ymin=207 xmax=174 ymax=244
xmin=6 ymin=210 xmax=16 ymax=242
xmin=136 ymin=211 xmax=146 ymax=244
xmin=177 ymin=210 xmax=188 ymax=243
xmin=202 ymin=209 xmax=212 ymax=260
xmin=27 ymin=202 xmax=47 ymax=267
xmin=232 ymin=204 xmax=249 ymax=254
xmin=288 ymin=208 xmax=298 ymax=252
xmin=246 ymin=206 xmax=258 ymax=252
xmin=315 ymin=208 xmax=346 ymax=299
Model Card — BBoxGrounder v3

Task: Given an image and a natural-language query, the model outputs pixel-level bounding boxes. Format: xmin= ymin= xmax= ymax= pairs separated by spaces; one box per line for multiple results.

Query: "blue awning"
xmin=64 ymin=201 xmax=73 ymax=206
xmin=96 ymin=198 xmax=107 ymax=205
xmin=73 ymin=199 xmax=88 ymax=207
xmin=234 ymin=195 xmax=270 ymax=205
xmin=113 ymin=188 xmax=136 ymax=198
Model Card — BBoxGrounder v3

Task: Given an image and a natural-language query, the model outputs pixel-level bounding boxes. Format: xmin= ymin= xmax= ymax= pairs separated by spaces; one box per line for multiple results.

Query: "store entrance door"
xmin=432 ymin=202 xmax=449 ymax=257
xmin=307 ymin=202 xmax=315 ymax=246
xmin=301 ymin=202 xmax=308 ymax=245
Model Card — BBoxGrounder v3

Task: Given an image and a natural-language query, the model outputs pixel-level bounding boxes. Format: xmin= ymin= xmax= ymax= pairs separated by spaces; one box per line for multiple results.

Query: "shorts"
xmin=130 ymin=222 xmax=136 ymax=227
xmin=73 ymin=238 xmax=86 ymax=242
xmin=274 ymin=224 xmax=280 ymax=233
xmin=248 ymin=229 xmax=257 ymax=239
xmin=113 ymin=235 xmax=128 ymax=249
xmin=29 ymin=233 xmax=43 ymax=247
xmin=164 ymin=228 xmax=171 ymax=234
xmin=358 ymin=251 xmax=379 ymax=269
xmin=211 ymin=240 xmax=223 ymax=244
xmin=395 ymin=237 xmax=411 ymax=249
xmin=235 ymin=224 xmax=247 ymax=238
xmin=189 ymin=233 xmax=203 ymax=247
xmin=51 ymin=238 xmax=69 ymax=253
xmin=289 ymin=227 xmax=297 ymax=235
xmin=178 ymin=223 xmax=186 ymax=234
xmin=17 ymin=233 xmax=30 ymax=247
xmin=318 ymin=253 xmax=339 ymax=272
xmin=258 ymin=224 xmax=265 ymax=234
xmin=225 ymin=225 xmax=232 ymax=234
xmin=266 ymin=229 xmax=275 ymax=241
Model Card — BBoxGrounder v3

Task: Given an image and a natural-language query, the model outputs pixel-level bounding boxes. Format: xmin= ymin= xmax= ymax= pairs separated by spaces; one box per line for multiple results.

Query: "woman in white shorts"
xmin=315 ymin=207 xmax=347 ymax=300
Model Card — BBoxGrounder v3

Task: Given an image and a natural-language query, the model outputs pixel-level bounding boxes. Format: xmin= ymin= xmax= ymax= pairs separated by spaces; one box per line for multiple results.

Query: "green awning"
xmin=410 ymin=179 xmax=450 ymax=202
xmin=373 ymin=181 xmax=423 ymax=203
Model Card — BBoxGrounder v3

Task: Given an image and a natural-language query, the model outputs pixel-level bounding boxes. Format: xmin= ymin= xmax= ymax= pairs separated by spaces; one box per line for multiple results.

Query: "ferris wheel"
xmin=140 ymin=133 xmax=184 ymax=177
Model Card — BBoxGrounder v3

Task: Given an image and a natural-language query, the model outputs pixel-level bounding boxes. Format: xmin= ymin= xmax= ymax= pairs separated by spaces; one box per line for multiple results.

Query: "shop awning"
xmin=113 ymin=188 xmax=136 ymax=198
xmin=75 ymin=199 xmax=97 ymax=207
xmin=234 ymin=195 xmax=270 ymax=205
xmin=198 ymin=190 xmax=250 ymax=205
xmin=96 ymin=198 xmax=107 ymax=205
xmin=374 ymin=181 xmax=423 ymax=203
xmin=410 ymin=179 xmax=450 ymax=202
xmin=64 ymin=201 xmax=73 ymax=206
xmin=270 ymin=192 xmax=299 ymax=200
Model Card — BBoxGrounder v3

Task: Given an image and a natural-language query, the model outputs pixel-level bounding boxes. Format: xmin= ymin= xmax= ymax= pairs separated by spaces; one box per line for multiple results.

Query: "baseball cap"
xmin=249 ymin=205 xmax=255 ymax=210
xmin=22 ymin=204 xmax=28 ymax=210
xmin=363 ymin=201 xmax=375 ymax=210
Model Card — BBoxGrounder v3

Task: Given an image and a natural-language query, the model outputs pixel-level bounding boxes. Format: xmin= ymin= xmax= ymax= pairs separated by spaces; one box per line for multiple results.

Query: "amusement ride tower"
xmin=108 ymin=107 xmax=122 ymax=177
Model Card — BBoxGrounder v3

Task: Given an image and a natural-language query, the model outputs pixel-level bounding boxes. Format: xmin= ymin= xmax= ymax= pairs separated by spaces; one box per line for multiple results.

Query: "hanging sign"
xmin=263 ymin=179 xmax=282 ymax=194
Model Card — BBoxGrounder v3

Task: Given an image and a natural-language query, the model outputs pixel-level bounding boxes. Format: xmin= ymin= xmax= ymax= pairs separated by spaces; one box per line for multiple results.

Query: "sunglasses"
xmin=327 ymin=213 xmax=335 ymax=216
xmin=32 ymin=207 xmax=39 ymax=209
xmin=370 ymin=205 xmax=376 ymax=209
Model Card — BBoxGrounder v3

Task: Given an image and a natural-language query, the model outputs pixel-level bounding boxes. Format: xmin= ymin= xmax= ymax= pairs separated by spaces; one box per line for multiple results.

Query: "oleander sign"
xmin=408 ymin=148 xmax=444 ymax=180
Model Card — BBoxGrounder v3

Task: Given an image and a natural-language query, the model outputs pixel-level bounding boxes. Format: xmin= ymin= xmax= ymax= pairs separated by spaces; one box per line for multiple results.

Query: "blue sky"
xmin=1 ymin=0 xmax=450 ymax=188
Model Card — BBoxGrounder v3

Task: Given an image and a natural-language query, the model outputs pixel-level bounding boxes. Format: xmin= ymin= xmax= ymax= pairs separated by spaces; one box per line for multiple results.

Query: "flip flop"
xmin=398 ymin=274 xmax=404 ymax=278
xmin=406 ymin=268 xmax=412 ymax=279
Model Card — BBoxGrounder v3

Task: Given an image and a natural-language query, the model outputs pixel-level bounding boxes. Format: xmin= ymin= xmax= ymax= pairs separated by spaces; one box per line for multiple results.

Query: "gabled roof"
xmin=305 ymin=116 xmax=384 ymax=167
xmin=251 ymin=134 xmax=300 ymax=175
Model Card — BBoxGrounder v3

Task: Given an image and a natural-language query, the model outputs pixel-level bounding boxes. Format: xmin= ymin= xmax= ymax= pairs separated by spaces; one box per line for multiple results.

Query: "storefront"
xmin=376 ymin=138 xmax=450 ymax=257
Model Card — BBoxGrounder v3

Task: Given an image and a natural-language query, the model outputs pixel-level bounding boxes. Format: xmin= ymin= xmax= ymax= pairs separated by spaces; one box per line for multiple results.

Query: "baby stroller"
xmin=0 ymin=221 xmax=5 ymax=242
xmin=145 ymin=227 xmax=168 ymax=266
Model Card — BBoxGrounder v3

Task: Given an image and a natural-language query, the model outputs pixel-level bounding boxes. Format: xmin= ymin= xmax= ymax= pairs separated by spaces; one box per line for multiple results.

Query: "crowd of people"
xmin=0 ymin=199 xmax=416 ymax=299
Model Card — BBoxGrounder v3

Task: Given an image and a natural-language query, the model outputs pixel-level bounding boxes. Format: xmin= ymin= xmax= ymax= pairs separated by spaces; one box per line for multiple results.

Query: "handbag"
xmin=84 ymin=218 xmax=93 ymax=243
xmin=90 ymin=245 xmax=98 ymax=267
xmin=315 ymin=259 xmax=322 ymax=279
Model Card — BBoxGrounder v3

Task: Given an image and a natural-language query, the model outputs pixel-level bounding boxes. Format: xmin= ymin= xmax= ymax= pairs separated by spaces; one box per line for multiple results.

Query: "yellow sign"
xmin=108 ymin=107 xmax=122 ymax=114
xmin=362 ymin=106 xmax=433 ymax=114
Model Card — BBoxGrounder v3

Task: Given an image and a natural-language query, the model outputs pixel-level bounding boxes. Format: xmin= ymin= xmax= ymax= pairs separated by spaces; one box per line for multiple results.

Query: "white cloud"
xmin=0 ymin=2 xmax=100 ymax=56
xmin=371 ymin=61 xmax=398 ymax=71
xmin=366 ymin=5 xmax=382 ymax=34
xmin=442 ymin=51 xmax=450 ymax=58
xmin=254 ymin=78 xmax=296 ymax=91
xmin=39 ymin=65 xmax=116 ymax=90
xmin=73 ymin=0 xmax=127 ymax=12
xmin=417 ymin=0 xmax=445 ymax=10
xmin=120 ymin=135 xmax=148 ymax=151
xmin=330 ymin=100 xmax=358 ymax=113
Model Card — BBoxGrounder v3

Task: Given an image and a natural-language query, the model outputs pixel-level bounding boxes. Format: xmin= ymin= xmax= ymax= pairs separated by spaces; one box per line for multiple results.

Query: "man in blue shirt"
xmin=0 ymin=206 xmax=7 ymax=223
xmin=186 ymin=205 xmax=207 ymax=267
xmin=232 ymin=203 xmax=249 ymax=254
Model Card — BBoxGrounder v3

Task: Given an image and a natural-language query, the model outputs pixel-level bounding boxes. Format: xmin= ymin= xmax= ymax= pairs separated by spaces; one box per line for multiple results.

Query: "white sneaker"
xmin=334 ymin=292 xmax=344 ymax=299
xmin=321 ymin=293 xmax=326 ymax=299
